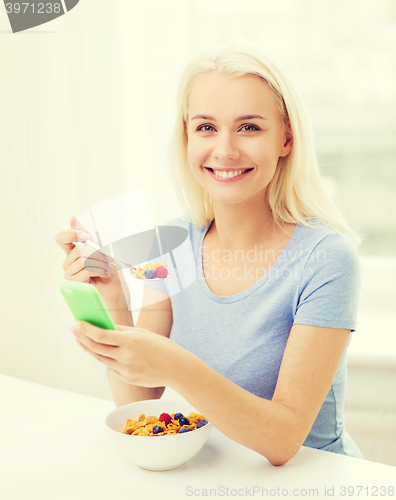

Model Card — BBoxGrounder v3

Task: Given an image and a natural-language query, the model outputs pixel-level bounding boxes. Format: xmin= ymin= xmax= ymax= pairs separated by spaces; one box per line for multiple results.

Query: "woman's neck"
xmin=209 ymin=197 xmax=277 ymax=252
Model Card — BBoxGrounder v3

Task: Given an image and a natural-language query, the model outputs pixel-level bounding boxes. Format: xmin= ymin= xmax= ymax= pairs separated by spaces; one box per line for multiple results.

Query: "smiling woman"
xmin=142 ymin=42 xmax=364 ymax=464
xmin=58 ymin=41 xmax=365 ymax=467
xmin=169 ymin=44 xmax=361 ymax=247
xmin=186 ymin=72 xmax=292 ymax=207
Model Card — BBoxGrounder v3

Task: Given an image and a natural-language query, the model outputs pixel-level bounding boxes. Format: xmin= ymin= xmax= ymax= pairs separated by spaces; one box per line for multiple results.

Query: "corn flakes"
xmin=122 ymin=412 xmax=208 ymax=436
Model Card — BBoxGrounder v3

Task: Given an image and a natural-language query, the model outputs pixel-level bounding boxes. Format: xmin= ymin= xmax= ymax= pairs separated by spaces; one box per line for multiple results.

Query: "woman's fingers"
xmin=74 ymin=328 xmax=119 ymax=356
xmin=55 ymin=228 xmax=90 ymax=256
xmin=63 ymin=248 xmax=113 ymax=280
xmin=115 ymin=324 xmax=133 ymax=331
xmin=65 ymin=266 xmax=109 ymax=282
xmin=62 ymin=244 xmax=114 ymax=273
xmin=55 ymin=215 xmax=99 ymax=257
xmin=76 ymin=337 xmax=119 ymax=370
xmin=64 ymin=259 xmax=112 ymax=281
xmin=77 ymin=321 xmax=122 ymax=346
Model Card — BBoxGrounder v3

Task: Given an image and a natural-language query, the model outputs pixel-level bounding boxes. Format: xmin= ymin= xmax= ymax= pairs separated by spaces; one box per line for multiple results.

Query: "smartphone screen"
xmin=59 ymin=280 xmax=117 ymax=330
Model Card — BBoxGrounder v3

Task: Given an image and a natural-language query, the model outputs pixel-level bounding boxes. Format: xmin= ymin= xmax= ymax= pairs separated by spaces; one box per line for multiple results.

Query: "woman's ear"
xmin=280 ymin=121 xmax=293 ymax=157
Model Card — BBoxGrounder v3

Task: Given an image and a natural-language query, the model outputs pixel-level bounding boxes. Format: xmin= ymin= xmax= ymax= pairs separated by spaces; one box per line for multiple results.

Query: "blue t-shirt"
xmin=144 ymin=215 xmax=363 ymax=459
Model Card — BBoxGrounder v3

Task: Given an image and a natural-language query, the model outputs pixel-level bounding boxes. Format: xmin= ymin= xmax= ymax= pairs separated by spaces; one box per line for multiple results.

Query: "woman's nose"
xmin=212 ymin=134 xmax=240 ymax=161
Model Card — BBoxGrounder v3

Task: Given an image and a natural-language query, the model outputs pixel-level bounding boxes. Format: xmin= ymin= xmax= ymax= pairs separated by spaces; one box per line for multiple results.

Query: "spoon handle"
xmin=81 ymin=240 xmax=137 ymax=271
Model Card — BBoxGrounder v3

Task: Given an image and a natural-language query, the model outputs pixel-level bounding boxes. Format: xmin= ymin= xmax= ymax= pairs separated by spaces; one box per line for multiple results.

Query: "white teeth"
xmin=212 ymin=169 xmax=248 ymax=178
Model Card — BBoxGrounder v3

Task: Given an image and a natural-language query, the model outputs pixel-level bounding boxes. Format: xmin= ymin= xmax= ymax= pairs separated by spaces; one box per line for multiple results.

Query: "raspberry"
xmin=158 ymin=413 xmax=172 ymax=426
xmin=155 ymin=266 xmax=168 ymax=278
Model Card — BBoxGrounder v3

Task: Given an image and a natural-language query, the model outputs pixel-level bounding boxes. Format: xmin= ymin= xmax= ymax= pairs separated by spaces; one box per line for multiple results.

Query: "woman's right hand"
xmin=55 ymin=215 xmax=128 ymax=307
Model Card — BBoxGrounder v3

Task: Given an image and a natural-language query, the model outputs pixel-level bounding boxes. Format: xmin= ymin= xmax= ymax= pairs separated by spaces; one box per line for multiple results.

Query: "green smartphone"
xmin=59 ymin=280 xmax=117 ymax=330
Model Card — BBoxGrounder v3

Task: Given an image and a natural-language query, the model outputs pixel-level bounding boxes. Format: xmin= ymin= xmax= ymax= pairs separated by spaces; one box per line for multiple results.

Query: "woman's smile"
xmin=204 ymin=167 xmax=254 ymax=182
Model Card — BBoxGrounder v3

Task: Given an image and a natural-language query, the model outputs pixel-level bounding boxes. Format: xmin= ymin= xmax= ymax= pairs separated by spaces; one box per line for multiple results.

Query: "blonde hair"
xmin=167 ymin=41 xmax=362 ymax=247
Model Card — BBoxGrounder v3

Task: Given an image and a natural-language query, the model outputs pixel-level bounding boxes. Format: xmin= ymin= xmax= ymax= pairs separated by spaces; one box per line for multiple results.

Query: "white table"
xmin=0 ymin=374 xmax=394 ymax=500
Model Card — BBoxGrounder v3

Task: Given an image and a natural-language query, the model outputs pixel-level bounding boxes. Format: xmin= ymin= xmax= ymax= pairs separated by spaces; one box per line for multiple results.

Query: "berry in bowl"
xmin=105 ymin=399 xmax=212 ymax=471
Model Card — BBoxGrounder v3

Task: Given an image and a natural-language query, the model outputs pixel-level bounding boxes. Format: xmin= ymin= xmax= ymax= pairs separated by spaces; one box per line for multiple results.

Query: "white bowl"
xmin=105 ymin=399 xmax=212 ymax=471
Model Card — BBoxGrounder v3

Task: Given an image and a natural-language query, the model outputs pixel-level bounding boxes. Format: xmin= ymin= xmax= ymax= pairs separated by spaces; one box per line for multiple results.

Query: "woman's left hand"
xmin=69 ymin=321 xmax=187 ymax=388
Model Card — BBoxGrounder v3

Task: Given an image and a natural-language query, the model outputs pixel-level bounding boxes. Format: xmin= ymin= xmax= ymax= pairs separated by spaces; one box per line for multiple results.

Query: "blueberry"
xmin=196 ymin=419 xmax=208 ymax=429
xmin=174 ymin=413 xmax=184 ymax=420
xmin=144 ymin=268 xmax=156 ymax=279
xmin=179 ymin=427 xmax=190 ymax=434
xmin=178 ymin=417 xmax=190 ymax=426
xmin=152 ymin=425 xmax=163 ymax=434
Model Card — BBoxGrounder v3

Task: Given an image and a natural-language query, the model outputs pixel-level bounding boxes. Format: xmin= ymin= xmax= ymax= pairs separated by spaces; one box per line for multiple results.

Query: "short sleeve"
xmin=293 ymin=232 xmax=362 ymax=332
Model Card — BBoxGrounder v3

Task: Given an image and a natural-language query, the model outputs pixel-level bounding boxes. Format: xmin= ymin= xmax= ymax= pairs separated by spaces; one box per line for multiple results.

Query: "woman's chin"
xmin=208 ymin=192 xmax=253 ymax=206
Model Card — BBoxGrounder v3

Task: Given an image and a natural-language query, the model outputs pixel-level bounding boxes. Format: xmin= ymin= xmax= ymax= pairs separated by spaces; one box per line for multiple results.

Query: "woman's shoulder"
xmin=296 ymin=218 xmax=360 ymax=270
xmin=297 ymin=218 xmax=355 ymax=247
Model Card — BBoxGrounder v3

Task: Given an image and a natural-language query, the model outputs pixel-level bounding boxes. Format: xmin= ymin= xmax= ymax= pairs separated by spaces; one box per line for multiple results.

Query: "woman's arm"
xmin=169 ymin=323 xmax=351 ymax=466
xmin=71 ymin=315 xmax=350 ymax=465
xmin=168 ymin=235 xmax=358 ymax=465
xmin=105 ymin=286 xmax=173 ymax=407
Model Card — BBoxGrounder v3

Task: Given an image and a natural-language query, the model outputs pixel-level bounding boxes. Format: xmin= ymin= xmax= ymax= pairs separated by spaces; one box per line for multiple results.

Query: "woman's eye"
xmin=197 ymin=124 xmax=215 ymax=132
xmin=241 ymin=124 xmax=260 ymax=132
xmin=196 ymin=124 xmax=260 ymax=132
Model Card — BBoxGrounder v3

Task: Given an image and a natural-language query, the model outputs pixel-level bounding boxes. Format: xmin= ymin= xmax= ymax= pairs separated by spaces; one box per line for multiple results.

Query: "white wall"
xmin=0 ymin=0 xmax=190 ymax=399
xmin=1 ymin=0 xmax=395 ymax=404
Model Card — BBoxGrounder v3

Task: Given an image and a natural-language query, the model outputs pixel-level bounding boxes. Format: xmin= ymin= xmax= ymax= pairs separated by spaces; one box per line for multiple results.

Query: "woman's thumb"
xmin=71 ymin=215 xmax=88 ymax=235
xmin=70 ymin=216 xmax=77 ymax=230
xmin=116 ymin=324 xmax=133 ymax=331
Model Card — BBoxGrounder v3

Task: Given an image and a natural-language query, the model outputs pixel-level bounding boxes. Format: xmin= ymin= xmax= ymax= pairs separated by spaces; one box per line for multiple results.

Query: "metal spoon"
xmin=81 ymin=239 xmax=170 ymax=281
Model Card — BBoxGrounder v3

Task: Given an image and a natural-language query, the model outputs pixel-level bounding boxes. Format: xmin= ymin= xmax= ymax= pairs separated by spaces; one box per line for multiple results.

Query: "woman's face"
xmin=186 ymin=72 xmax=293 ymax=207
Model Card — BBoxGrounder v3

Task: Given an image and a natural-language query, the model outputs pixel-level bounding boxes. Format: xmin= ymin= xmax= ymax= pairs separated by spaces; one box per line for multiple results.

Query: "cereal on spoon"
xmin=131 ymin=262 xmax=168 ymax=280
